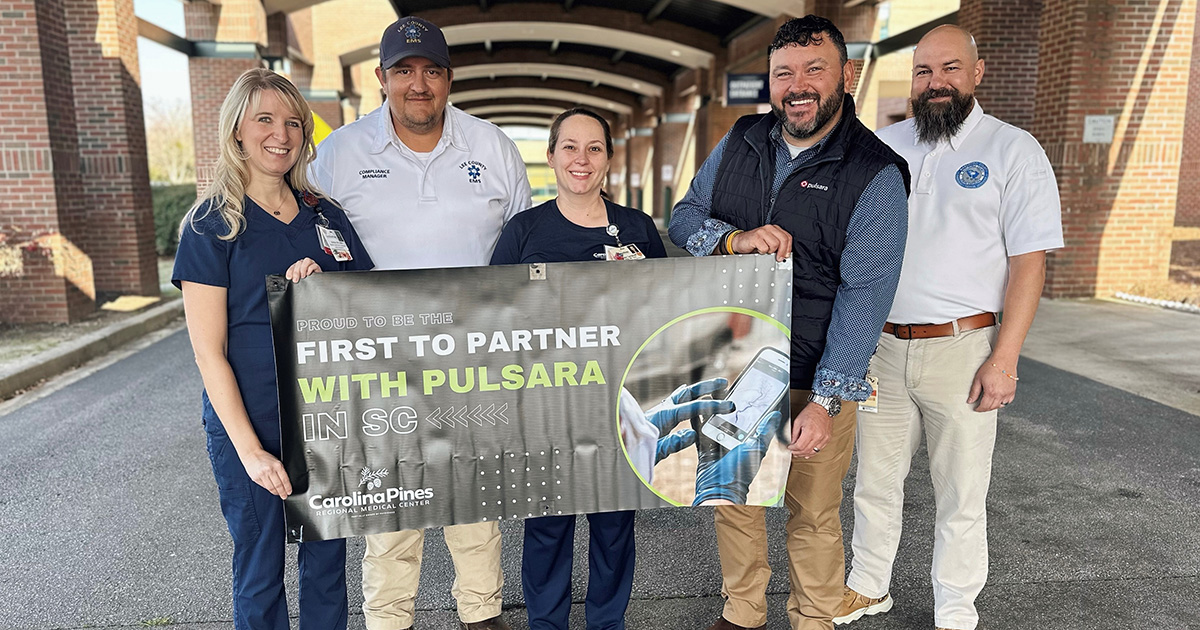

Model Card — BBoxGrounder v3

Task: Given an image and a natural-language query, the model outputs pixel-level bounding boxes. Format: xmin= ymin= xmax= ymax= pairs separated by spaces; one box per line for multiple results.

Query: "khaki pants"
xmin=714 ymin=389 xmax=857 ymax=630
xmin=847 ymin=326 xmax=998 ymax=630
xmin=362 ymin=522 xmax=503 ymax=629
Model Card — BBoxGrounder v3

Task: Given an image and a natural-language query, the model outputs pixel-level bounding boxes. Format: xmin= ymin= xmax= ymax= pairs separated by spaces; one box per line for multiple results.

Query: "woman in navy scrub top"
xmin=172 ymin=69 xmax=372 ymax=630
xmin=491 ymin=108 xmax=666 ymax=630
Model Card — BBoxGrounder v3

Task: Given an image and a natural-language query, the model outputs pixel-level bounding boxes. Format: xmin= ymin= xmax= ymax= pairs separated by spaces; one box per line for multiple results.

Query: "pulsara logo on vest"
xmin=800 ymin=180 xmax=829 ymax=191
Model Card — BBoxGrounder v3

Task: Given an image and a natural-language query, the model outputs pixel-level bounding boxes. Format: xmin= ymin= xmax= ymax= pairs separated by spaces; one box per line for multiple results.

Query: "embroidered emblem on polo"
xmin=359 ymin=168 xmax=390 ymax=179
xmin=956 ymin=162 xmax=988 ymax=188
xmin=460 ymin=160 xmax=487 ymax=184
xmin=800 ymin=180 xmax=829 ymax=191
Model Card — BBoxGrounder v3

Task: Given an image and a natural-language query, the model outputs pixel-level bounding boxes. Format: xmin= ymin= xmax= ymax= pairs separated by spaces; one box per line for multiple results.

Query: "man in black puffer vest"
xmin=669 ymin=16 xmax=910 ymax=630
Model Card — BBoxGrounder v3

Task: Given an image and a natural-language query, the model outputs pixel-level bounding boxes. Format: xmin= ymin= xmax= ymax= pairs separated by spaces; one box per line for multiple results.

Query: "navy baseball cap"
xmin=380 ymin=17 xmax=451 ymax=69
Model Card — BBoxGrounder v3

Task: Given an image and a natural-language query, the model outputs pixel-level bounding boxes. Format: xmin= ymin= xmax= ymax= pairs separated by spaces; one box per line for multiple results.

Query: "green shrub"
xmin=153 ymin=184 xmax=198 ymax=256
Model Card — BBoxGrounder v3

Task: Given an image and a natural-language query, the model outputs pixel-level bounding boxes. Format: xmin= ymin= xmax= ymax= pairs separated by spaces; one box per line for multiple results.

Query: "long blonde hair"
xmin=187 ymin=68 xmax=323 ymax=240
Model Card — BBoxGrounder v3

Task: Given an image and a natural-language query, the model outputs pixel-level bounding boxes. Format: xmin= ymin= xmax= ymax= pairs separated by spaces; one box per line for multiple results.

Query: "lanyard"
xmin=602 ymin=203 xmax=622 ymax=247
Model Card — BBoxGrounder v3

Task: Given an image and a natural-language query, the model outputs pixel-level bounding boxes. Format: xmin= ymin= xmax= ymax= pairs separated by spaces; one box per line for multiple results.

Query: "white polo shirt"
xmin=878 ymin=102 xmax=1063 ymax=324
xmin=310 ymin=104 xmax=532 ymax=270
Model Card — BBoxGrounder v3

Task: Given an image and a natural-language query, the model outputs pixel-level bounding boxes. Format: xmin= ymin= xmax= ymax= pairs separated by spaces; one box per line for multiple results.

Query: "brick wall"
xmin=66 ymin=0 xmax=158 ymax=298
xmin=1032 ymin=0 xmax=1196 ymax=297
xmin=0 ymin=0 xmax=94 ymax=323
xmin=189 ymin=57 xmax=265 ymax=189
xmin=309 ymin=99 xmax=345 ymax=130
xmin=960 ymin=0 xmax=1042 ymax=130
xmin=187 ymin=1 xmax=267 ymax=190
xmin=309 ymin=0 xmax=394 ymax=93
xmin=1178 ymin=21 xmax=1200 ymax=227
xmin=184 ymin=0 xmax=266 ymax=45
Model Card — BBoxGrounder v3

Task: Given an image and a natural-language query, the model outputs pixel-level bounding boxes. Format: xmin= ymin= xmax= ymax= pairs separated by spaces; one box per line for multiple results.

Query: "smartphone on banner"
xmin=700 ymin=346 xmax=791 ymax=451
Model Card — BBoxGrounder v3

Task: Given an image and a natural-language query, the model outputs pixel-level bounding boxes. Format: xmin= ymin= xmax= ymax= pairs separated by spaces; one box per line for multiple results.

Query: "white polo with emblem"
xmin=310 ymin=104 xmax=532 ymax=270
xmin=877 ymin=101 xmax=1063 ymax=325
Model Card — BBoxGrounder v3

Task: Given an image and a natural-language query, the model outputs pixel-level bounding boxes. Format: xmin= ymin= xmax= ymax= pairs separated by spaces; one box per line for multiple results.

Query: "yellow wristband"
xmin=723 ymin=229 xmax=743 ymax=255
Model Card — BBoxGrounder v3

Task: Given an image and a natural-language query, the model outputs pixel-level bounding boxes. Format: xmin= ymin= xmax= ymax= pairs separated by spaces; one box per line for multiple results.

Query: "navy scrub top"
xmin=172 ymin=189 xmax=374 ymax=426
xmin=490 ymin=198 xmax=668 ymax=264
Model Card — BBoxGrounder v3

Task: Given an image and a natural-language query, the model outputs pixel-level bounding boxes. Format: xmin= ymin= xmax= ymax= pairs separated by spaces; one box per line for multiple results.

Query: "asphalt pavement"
xmin=0 ymin=299 xmax=1197 ymax=630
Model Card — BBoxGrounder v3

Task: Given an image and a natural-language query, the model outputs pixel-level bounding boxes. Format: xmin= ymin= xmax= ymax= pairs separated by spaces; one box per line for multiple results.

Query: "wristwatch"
xmin=807 ymin=393 xmax=842 ymax=417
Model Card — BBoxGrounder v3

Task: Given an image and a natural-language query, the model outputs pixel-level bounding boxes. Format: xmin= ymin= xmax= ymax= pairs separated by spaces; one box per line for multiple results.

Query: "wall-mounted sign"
xmin=726 ymin=73 xmax=769 ymax=105
xmin=1083 ymin=115 xmax=1115 ymax=144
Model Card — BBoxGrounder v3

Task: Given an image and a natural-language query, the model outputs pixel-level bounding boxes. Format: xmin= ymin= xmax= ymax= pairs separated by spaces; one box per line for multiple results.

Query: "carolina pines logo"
xmin=460 ymin=160 xmax=487 ymax=184
xmin=360 ymin=466 xmax=388 ymax=490
xmin=308 ymin=467 xmax=434 ymax=514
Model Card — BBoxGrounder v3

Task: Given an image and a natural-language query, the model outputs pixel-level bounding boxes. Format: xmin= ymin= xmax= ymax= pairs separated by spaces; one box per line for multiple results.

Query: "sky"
xmin=135 ymin=0 xmax=189 ymax=112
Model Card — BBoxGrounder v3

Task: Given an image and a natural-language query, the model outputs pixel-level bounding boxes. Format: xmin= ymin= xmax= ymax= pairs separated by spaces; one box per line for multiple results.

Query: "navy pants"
xmin=206 ymin=418 xmax=348 ymax=630
xmin=522 ymin=511 xmax=636 ymax=630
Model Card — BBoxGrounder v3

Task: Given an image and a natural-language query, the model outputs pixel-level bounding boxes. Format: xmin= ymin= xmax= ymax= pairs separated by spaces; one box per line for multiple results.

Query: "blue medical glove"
xmin=691 ymin=410 xmax=782 ymax=506
xmin=646 ymin=378 xmax=735 ymax=463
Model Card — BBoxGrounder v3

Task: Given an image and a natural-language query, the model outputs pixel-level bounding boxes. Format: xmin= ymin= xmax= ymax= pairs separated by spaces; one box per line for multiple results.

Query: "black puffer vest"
xmin=711 ymin=95 xmax=910 ymax=387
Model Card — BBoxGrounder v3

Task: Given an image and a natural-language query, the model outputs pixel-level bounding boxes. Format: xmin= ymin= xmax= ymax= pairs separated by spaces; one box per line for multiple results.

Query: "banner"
xmin=267 ymin=255 xmax=793 ymax=542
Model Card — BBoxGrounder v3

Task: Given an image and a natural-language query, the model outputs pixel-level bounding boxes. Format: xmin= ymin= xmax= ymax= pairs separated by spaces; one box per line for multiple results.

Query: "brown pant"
xmin=714 ymin=389 xmax=857 ymax=630
xmin=362 ymin=522 xmax=503 ymax=629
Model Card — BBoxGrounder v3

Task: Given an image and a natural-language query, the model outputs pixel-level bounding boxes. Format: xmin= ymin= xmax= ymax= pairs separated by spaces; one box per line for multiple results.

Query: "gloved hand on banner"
xmin=645 ymin=378 xmax=735 ymax=462
xmin=618 ymin=379 xmax=735 ymax=481
xmin=691 ymin=410 xmax=782 ymax=506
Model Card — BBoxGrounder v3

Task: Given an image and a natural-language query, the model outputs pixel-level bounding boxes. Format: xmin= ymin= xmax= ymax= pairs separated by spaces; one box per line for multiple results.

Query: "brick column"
xmin=627 ymin=101 xmax=659 ymax=212
xmin=66 ymin=0 xmax=158 ymax=299
xmin=308 ymin=97 xmax=345 ymax=130
xmin=1178 ymin=23 xmax=1200 ymax=227
xmin=655 ymin=73 xmax=703 ymax=220
xmin=1031 ymin=0 xmax=1196 ymax=297
xmin=814 ymin=0 xmax=877 ymax=97
xmin=959 ymin=0 xmax=1043 ymax=130
xmin=186 ymin=0 xmax=266 ymax=189
xmin=0 ymin=0 xmax=94 ymax=323
xmin=610 ymin=118 xmax=629 ymax=205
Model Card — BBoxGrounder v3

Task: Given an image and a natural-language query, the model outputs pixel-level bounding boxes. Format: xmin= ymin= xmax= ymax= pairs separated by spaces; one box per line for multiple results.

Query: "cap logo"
xmin=401 ymin=21 xmax=426 ymax=43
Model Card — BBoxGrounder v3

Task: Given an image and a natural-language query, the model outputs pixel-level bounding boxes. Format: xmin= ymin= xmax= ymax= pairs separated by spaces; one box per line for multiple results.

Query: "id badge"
xmin=859 ymin=374 xmax=879 ymax=413
xmin=316 ymin=225 xmax=353 ymax=262
xmin=604 ymin=244 xmax=646 ymax=261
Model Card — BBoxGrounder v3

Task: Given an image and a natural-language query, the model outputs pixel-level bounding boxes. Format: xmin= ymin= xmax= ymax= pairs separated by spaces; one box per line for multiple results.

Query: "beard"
xmin=912 ymin=87 xmax=974 ymax=144
xmin=771 ymin=78 xmax=845 ymax=141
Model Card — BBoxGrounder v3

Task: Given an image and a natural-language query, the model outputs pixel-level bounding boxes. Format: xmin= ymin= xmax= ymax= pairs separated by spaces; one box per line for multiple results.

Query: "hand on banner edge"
xmin=240 ymin=448 xmax=293 ymax=499
xmin=285 ymin=257 xmax=323 ymax=283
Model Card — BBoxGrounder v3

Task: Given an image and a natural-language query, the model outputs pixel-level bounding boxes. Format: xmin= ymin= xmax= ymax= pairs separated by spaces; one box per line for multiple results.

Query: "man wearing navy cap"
xmin=311 ymin=16 xmax=530 ymax=630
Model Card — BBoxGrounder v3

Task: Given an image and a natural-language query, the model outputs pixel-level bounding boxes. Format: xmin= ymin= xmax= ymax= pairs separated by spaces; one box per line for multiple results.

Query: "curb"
xmin=0 ymin=298 xmax=185 ymax=400
xmin=1113 ymin=292 xmax=1200 ymax=315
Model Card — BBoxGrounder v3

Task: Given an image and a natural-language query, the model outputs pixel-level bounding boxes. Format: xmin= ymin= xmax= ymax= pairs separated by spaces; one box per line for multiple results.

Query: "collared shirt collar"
xmin=769 ymin=117 xmax=835 ymax=161
xmin=914 ymin=98 xmax=985 ymax=151
xmin=369 ymin=104 xmax=470 ymax=155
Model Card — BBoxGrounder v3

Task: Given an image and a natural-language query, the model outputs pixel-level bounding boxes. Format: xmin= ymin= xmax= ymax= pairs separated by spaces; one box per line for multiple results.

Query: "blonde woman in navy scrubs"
xmin=490 ymin=108 xmax=666 ymax=630
xmin=173 ymin=69 xmax=373 ymax=629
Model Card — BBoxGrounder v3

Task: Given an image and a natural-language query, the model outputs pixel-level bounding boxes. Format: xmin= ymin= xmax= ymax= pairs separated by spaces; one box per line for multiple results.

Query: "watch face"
xmin=828 ymin=399 xmax=842 ymax=417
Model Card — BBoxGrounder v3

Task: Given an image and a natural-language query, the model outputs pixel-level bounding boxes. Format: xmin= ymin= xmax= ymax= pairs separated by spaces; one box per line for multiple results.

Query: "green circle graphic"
xmin=615 ymin=307 xmax=790 ymax=507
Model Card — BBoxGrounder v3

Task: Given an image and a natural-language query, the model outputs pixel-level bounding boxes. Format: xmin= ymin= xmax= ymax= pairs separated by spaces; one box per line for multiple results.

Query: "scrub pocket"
xmin=205 ymin=422 xmax=263 ymax=543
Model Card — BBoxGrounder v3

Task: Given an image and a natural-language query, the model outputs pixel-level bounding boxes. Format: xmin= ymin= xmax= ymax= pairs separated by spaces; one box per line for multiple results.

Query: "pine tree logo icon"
xmin=359 ymin=467 xmax=389 ymax=490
